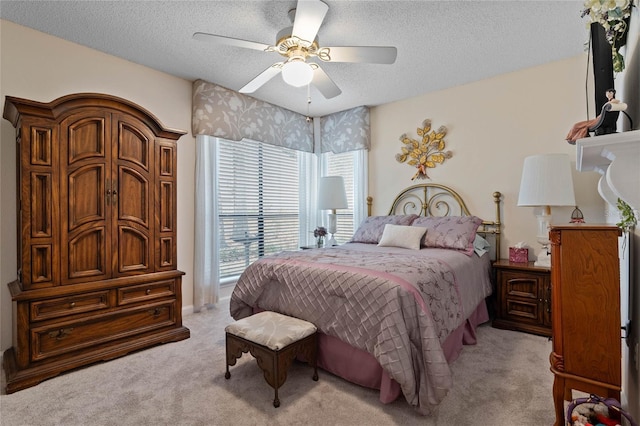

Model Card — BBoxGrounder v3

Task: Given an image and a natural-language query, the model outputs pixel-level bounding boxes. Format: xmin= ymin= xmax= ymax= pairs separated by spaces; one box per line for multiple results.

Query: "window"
xmin=214 ymin=138 xmax=364 ymax=282
xmin=217 ymin=139 xmax=307 ymax=280
xmin=321 ymin=151 xmax=356 ymax=245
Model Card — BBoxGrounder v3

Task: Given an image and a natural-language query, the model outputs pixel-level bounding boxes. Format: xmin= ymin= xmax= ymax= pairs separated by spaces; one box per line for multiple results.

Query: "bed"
xmin=229 ymin=183 xmax=502 ymax=415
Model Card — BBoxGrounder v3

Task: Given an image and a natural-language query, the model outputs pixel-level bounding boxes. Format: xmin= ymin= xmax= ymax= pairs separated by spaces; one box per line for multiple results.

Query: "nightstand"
xmin=492 ymin=259 xmax=551 ymax=337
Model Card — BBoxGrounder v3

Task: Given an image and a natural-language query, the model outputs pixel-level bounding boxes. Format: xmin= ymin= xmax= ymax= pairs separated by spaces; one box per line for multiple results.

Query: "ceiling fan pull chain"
xmin=306 ymin=84 xmax=312 ymax=122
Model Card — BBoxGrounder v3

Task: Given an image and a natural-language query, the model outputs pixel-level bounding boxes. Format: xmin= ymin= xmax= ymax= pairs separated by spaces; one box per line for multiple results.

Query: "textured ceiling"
xmin=0 ymin=0 xmax=587 ymax=116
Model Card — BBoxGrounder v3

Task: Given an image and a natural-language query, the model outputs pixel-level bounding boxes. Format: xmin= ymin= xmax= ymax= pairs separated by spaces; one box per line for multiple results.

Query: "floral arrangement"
xmin=313 ymin=226 xmax=327 ymax=238
xmin=581 ymin=0 xmax=633 ymax=72
xmin=395 ymin=119 xmax=452 ymax=180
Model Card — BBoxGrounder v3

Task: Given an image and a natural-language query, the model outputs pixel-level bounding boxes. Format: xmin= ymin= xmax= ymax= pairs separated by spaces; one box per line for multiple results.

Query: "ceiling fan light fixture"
xmin=281 ymin=59 xmax=314 ymax=87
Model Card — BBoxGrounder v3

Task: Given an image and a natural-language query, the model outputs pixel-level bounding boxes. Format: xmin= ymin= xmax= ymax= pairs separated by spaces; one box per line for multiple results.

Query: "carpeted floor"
xmin=0 ymin=299 xmax=556 ymax=425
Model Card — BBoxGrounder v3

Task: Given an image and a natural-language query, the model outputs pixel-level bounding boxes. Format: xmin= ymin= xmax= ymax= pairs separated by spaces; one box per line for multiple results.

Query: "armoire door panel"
xmin=30 ymin=244 xmax=52 ymax=284
xmin=118 ymin=226 xmax=150 ymax=273
xmin=159 ymin=237 xmax=174 ymax=268
xmin=118 ymin=166 xmax=149 ymax=227
xmin=66 ymin=117 xmax=106 ymax=164
xmin=158 ymin=145 xmax=174 ymax=176
xmin=117 ymin=119 xmax=149 ymax=171
xmin=30 ymin=127 xmax=52 ymax=166
xmin=159 ymin=181 xmax=173 ymax=232
xmin=67 ymin=164 xmax=106 ymax=231
xmin=66 ymin=226 xmax=108 ymax=280
xmin=30 ymin=172 xmax=52 ymax=238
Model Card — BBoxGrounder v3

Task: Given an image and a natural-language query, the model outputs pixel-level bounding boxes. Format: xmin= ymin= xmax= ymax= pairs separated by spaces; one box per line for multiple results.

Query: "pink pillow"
xmin=350 ymin=215 xmax=419 ymax=244
xmin=412 ymin=215 xmax=483 ymax=255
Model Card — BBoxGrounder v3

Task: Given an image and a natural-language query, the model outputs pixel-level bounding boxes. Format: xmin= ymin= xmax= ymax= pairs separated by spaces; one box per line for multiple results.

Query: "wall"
xmin=0 ymin=20 xmax=196 ymax=352
xmin=370 ymin=54 xmax=604 ymax=256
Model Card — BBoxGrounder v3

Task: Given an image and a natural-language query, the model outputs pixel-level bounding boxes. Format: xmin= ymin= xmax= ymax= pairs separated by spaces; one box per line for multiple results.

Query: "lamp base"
xmin=326 ymin=235 xmax=338 ymax=247
xmin=534 ymin=246 xmax=551 ymax=268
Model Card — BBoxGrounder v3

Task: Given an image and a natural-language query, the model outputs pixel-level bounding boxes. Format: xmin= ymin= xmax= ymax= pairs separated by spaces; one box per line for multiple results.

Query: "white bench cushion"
xmin=225 ymin=311 xmax=317 ymax=351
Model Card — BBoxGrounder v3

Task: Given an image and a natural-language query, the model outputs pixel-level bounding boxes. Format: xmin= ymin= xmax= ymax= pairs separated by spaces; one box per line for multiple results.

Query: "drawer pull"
xmin=48 ymin=328 xmax=74 ymax=340
xmin=146 ymin=289 xmax=152 ymax=295
xmin=69 ymin=302 xmax=76 ymax=309
xmin=149 ymin=307 xmax=167 ymax=317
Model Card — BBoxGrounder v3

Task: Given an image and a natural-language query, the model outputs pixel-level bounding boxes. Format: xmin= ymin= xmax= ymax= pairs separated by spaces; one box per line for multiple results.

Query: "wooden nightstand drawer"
xmin=492 ymin=259 xmax=551 ymax=337
xmin=502 ymin=272 xmax=540 ymax=299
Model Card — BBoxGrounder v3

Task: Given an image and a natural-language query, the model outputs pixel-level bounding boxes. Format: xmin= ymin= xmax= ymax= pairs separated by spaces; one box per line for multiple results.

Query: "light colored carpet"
xmin=0 ymin=299 xmax=556 ymax=425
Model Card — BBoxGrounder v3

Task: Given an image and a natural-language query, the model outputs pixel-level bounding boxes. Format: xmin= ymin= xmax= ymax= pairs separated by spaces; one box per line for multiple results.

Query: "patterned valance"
xmin=192 ymin=79 xmax=314 ymax=152
xmin=320 ymin=106 xmax=370 ymax=153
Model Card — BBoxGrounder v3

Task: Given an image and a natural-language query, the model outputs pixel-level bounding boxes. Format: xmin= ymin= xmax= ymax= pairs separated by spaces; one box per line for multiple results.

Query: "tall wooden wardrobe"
xmin=548 ymin=224 xmax=621 ymax=425
xmin=2 ymin=93 xmax=190 ymax=393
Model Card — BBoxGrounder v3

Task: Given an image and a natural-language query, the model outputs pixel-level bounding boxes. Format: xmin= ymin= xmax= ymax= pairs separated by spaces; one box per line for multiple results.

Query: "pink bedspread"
xmin=230 ymin=243 xmax=492 ymax=414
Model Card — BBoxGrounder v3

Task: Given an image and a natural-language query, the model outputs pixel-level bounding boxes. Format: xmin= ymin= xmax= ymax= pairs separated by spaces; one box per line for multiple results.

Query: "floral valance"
xmin=320 ymin=106 xmax=370 ymax=153
xmin=192 ymin=79 xmax=314 ymax=152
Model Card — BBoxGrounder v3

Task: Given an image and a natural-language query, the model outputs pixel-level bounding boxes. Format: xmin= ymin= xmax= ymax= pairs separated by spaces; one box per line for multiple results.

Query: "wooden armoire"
xmin=548 ymin=224 xmax=621 ymax=425
xmin=2 ymin=93 xmax=190 ymax=393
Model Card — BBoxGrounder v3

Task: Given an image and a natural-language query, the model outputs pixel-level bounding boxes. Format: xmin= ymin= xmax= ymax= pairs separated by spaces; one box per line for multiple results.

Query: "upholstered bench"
xmin=224 ymin=311 xmax=319 ymax=407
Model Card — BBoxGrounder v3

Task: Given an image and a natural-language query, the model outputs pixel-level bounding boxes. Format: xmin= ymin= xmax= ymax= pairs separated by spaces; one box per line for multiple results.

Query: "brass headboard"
xmin=366 ymin=183 xmax=502 ymax=259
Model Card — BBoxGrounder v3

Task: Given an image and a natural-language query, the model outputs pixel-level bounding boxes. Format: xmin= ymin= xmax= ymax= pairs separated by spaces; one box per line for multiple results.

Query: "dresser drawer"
xmin=117 ymin=279 xmax=176 ymax=306
xmin=30 ymin=300 xmax=176 ymax=361
xmin=30 ymin=291 xmax=110 ymax=322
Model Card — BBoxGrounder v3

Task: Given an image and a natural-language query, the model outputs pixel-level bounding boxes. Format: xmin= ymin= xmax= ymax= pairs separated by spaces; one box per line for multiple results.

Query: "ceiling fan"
xmin=193 ymin=0 xmax=397 ymax=99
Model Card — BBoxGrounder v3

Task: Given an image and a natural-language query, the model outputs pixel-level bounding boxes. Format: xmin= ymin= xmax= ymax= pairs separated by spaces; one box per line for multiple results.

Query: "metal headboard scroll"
xmin=366 ymin=183 xmax=502 ymax=259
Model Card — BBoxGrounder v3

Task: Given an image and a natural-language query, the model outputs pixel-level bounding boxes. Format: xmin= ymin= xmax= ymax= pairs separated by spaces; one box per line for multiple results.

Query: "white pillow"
xmin=377 ymin=224 xmax=427 ymax=250
xmin=473 ymin=234 xmax=491 ymax=257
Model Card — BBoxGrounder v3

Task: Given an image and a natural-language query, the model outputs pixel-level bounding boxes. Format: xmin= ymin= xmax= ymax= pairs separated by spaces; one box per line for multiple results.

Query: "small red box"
xmin=509 ymin=247 xmax=529 ymax=263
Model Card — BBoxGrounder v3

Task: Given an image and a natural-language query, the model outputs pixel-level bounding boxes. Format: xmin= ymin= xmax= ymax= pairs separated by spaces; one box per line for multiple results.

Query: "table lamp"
xmin=517 ymin=153 xmax=576 ymax=267
xmin=318 ymin=176 xmax=348 ymax=246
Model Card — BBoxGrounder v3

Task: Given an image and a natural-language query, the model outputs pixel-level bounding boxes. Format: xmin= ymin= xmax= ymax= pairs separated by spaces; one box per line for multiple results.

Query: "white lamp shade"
xmin=281 ymin=59 xmax=314 ymax=87
xmin=318 ymin=176 xmax=348 ymax=210
xmin=517 ymin=153 xmax=576 ymax=207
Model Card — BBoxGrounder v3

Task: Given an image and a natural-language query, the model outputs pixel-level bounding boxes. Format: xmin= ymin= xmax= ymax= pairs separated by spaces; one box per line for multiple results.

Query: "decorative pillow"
xmin=473 ymin=234 xmax=491 ymax=257
xmin=411 ymin=215 xmax=483 ymax=255
xmin=350 ymin=214 xmax=419 ymax=244
xmin=377 ymin=224 xmax=427 ymax=250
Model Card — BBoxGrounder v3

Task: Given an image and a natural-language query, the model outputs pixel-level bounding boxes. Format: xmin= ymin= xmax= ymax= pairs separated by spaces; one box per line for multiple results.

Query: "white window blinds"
xmin=217 ymin=139 xmax=302 ymax=279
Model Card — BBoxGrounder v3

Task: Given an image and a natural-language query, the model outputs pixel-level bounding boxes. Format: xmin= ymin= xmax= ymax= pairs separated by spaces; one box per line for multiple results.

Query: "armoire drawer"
xmin=30 ymin=291 xmax=111 ymax=322
xmin=30 ymin=300 xmax=176 ymax=361
xmin=117 ymin=279 xmax=176 ymax=305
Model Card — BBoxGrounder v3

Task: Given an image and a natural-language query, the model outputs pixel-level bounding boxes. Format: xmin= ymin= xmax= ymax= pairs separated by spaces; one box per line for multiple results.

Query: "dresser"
xmin=548 ymin=224 xmax=621 ymax=425
xmin=492 ymin=260 xmax=551 ymax=337
xmin=2 ymin=93 xmax=190 ymax=393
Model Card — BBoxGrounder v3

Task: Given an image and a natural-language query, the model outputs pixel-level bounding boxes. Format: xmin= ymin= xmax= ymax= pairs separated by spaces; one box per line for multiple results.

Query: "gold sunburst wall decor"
xmin=395 ymin=119 xmax=452 ymax=180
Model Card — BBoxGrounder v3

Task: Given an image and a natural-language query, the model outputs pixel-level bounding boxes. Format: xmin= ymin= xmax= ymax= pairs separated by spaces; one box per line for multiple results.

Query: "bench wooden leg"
xmin=225 ymin=331 xmax=318 ymax=408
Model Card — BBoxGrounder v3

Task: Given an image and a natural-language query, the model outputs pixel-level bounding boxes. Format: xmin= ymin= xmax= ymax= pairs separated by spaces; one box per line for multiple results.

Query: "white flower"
xmin=582 ymin=0 xmax=632 ymax=72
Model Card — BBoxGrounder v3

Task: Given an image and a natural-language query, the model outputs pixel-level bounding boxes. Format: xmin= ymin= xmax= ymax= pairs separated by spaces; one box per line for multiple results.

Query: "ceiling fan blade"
xmin=193 ymin=32 xmax=271 ymax=52
xmin=239 ymin=64 xmax=283 ymax=93
xmin=291 ymin=0 xmax=329 ymax=45
xmin=312 ymin=66 xmax=341 ymax=99
xmin=320 ymin=46 xmax=397 ymax=64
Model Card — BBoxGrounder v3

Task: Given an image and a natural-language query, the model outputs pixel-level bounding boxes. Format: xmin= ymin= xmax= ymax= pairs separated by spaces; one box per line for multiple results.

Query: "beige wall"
xmin=0 ymin=20 xmax=196 ymax=351
xmin=369 ymin=54 xmax=605 ymax=258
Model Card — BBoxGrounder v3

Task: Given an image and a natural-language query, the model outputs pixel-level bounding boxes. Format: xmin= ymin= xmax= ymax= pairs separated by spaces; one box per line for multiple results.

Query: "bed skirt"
xmin=315 ymin=300 xmax=490 ymax=404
